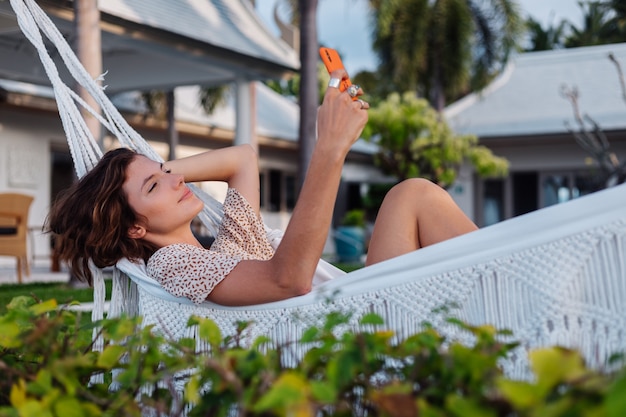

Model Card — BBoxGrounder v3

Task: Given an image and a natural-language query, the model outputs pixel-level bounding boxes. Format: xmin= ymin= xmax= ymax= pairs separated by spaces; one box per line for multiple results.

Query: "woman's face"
xmin=122 ymin=155 xmax=203 ymax=242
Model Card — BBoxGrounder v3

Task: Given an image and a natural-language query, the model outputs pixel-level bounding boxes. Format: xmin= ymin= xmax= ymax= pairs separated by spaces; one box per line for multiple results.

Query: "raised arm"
xmin=208 ymin=70 xmax=369 ymax=305
xmin=164 ymin=144 xmax=260 ymax=213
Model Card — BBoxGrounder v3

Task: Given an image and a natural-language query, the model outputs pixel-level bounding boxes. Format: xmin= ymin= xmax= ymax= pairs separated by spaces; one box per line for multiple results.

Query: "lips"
xmin=179 ymin=187 xmax=193 ymax=202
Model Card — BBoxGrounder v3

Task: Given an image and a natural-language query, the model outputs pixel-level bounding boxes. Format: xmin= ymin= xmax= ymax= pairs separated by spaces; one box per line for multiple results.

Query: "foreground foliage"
xmin=0 ymin=296 xmax=625 ymax=417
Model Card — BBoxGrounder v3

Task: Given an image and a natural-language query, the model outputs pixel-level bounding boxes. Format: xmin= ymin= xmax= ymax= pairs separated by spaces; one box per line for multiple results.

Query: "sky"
xmin=254 ymin=0 xmax=583 ymax=73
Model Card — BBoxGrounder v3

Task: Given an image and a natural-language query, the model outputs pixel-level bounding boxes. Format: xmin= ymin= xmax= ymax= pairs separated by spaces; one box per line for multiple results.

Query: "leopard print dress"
xmin=147 ymin=188 xmax=274 ymax=304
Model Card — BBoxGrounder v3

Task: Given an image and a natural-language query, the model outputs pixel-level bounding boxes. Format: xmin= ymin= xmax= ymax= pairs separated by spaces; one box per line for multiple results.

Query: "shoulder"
xmin=147 ymin=242 xmax=240 ymax=278
xmin=148 ymin=243 xmax=205 ymax=268
xmin=223 ymin=187 xmax=255 ymax=214
xmin=146 ymin=243 xmax=241 ymax=304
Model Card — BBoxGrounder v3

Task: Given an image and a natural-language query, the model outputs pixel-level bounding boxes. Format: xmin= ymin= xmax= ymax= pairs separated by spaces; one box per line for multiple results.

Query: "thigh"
xmin=366 ymin=179 xmax=477 ymax=266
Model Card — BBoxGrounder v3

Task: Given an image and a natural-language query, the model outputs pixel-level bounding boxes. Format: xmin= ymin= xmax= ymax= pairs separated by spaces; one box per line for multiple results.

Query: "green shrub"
xmin=0 ymin=296 xmax=625 ymax=416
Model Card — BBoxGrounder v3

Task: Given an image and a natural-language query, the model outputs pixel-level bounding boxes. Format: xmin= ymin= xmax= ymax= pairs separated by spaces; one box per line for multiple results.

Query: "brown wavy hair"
xmin=46 ymin=148 xmax=160 ymax=285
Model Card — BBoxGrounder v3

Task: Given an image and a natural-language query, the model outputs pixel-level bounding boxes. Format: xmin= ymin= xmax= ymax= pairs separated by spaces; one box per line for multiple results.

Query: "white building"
xmin=445 ymin=42 xmax=626 ymax=227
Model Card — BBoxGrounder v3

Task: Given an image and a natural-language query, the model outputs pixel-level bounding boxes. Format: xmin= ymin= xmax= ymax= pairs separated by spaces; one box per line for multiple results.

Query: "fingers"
xmin=325 ymin=69 xmax=369 ymax=109
xmin=325 ymin=69 xmax=349 ymax=100
xmin=317 ymin=78 xmax=369 ymax=154
xmin=355 ymin=99 xmax=370 ymax=110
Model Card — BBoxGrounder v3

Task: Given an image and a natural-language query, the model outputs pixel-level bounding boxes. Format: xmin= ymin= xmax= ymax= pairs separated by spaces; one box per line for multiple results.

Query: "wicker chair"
xmin=0 ymin=193 xmax=34 ymax=283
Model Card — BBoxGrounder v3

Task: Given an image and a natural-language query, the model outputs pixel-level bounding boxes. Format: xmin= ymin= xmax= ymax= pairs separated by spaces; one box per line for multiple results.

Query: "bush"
xmin=0 ymin=296 xmax=625 ymax=416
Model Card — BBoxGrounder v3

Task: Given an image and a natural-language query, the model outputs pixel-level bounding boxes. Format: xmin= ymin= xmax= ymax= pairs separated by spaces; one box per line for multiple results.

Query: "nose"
xmin=169 ymin=173 xmax=185 ymax=187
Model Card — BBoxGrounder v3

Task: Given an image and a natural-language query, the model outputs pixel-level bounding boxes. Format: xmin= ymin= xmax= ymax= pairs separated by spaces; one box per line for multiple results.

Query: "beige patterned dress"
xmin=147 ymin=188 xmax=274 ymax=304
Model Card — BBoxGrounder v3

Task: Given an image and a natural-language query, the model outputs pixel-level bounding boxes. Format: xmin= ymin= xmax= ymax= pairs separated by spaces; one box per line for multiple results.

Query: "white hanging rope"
xmin=8 ymin=0 xmax=226 ymax=351
xmin=9 ymin=0 xmax=224 ymax=234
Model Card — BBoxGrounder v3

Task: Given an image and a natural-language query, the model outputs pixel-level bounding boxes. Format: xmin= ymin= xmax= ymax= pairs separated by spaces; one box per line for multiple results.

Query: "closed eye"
xmin=148 ymin=182 xmax=157 ymax=193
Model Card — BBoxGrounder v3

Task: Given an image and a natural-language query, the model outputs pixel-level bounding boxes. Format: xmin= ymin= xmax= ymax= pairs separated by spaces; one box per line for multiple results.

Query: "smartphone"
xmin=319 ymin=47 xmax=353 ymax=94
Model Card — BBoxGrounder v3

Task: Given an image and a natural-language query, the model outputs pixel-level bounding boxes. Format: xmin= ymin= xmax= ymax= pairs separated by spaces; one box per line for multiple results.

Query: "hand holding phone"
xmin=319 ymin=47 xmax=353 ymax=93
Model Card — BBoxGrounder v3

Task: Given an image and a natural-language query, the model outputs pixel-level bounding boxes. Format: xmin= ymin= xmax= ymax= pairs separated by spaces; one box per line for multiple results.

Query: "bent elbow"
xmin=240 ymin=144 xmax=258 ymax=165
xmin=293 ymin=283 xmax=312 ymax=297
xmin=274 ymin=271 xmax=312 ymax=298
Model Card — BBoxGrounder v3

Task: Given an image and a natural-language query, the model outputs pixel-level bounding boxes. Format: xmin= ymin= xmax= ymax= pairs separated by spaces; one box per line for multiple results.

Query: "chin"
xmin=192 ymin=199 xmax=204 ymax=214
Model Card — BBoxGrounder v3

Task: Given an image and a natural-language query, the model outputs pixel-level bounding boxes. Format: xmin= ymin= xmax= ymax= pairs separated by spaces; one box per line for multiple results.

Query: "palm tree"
xmin=369 ymin=0 xmax=524 ymax=112
xmin=297 ymin=0 xmax=319 ymax=191
xmin=267 ymin=0 xmax=319 ymax=190
xmin=565 ymin=1 xmax=626 ymax=47
xmin=524 ymin=17 xmax=568 ymax=51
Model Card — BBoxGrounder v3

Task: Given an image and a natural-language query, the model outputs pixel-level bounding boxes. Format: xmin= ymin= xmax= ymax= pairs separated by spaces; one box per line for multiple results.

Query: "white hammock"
xmin=10 ymin=0 xmax=626 ymax=380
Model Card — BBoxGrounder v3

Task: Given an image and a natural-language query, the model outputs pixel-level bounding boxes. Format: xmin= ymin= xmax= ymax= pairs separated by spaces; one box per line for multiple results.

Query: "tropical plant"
xmin=565 ymin=0 xmax=626 ymax=48
xmin=363 ymin=92 xmax=508 ymax=187
xmin=369 ymin=0 xmax=524 ymax=112
xmin=341 ymin=209 xmax=366 ymax=227
xmin=141 ymin=86 xmax=229 ymax=119
xmin=524 ymin=16 xmax=568 ymax=51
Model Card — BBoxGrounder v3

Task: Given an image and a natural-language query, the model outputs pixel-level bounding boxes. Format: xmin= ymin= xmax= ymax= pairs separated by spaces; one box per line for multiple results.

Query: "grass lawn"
xmin=0 ymin=262 xmax=363 ymax=314
xmin=0 ymin=280 xmax=112 ymax=315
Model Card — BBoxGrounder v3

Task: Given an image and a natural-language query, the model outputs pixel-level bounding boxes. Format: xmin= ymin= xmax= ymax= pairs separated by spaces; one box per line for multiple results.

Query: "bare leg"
xmin=365 ymin=178 xmax=478 ymax=266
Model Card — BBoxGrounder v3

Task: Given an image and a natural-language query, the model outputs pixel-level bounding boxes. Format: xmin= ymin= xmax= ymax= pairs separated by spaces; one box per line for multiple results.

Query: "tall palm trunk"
xmin=297 ymin=0 xmax=319 ymax=192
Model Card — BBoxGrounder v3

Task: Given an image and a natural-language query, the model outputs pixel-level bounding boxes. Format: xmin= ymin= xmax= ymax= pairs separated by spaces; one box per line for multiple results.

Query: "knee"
xmin=385 ymin=178 xmax=447 ymax=204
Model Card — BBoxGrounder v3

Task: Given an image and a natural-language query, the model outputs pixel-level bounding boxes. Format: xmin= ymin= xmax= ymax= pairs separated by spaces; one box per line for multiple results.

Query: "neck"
xmin=145 ymin=227 xmax=203 ymax=250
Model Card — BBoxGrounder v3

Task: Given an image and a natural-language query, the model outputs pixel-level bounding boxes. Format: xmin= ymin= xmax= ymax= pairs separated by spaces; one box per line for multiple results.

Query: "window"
xmin=512 ymin=172 xmax=538 ymax=216
xmin=260 ymin=169 xmax=298 ymax=212
xmin=479 ymin=170 xmax=601 ymax=226
xmin=285 ymin=175 xmax=297 ymax=210
xmin=269 ymin=170 xmax=282 ymax=212
xmin=540 ymin=172 xmax=600 ymax=208
xmin=483 ymin=179 xmax=504 ymax=226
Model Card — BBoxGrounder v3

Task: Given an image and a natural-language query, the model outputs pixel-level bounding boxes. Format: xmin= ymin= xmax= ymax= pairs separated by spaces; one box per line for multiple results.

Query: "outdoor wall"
xmin=449 ymin=163 xmax=476 ymax=221
xmin=0 ymin=107 xmax=66 ymax=267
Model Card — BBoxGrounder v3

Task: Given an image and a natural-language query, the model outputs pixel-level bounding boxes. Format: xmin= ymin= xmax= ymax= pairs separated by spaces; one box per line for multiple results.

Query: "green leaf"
xmin=53 ymin=396 xmax=85 ymax=417
xmin=80 ymin=402 xmax=102 ymax=417
xmin=105 ymin=317 xmax=137 ymax=341
xmin=185 ymin=375 xmax=201 ymax=406
xmin=497 ymin=378 xmax=542 ymax=409
xmin=198 ymin=318 xmax=222 ymax=348
xmin=606 ymin=372 xmax=626 ymax=417
xmin=30 ymin=370 xmax=53 ymax=396
xmin=327 ymin=351 xmax=359 ymax=389
xmin=359 ymin=313 xmax=384 ymax=326
xmin=16 ymin=400 xmax=54 ymax=417
xmin=10 ymin=379 xmax=27 ymax=408
xmin=446 ymin=395 xmax=496 ymax=417
xmin=96 ymin=345 xmax=126 ymax=369
xmin=300 ymin=327 xmax=319 ymax=343
xmin=417 ymin=398 xmax=446 ymax=417
xmin=28 ymin=299 xmax=58 ymax=316
xmin=251 ymin=335 xmax=271 ymax=350
xmin=254 ymin=372 xmax=310 ymax=413
xmin=310 ymin=380 xmax=336 ymax=403
xmin=0 ymin=319 xmax=22 ymax=348
xmin=530 ymin=348 xmax=587 ymax=393
xmin=6 ymin=295 xmax=36 ymax=311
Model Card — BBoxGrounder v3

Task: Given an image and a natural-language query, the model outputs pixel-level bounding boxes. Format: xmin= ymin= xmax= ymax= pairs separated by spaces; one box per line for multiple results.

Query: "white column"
xmin=234 ymin=79 xmax=257 ymax=150
xmin=74 ymin=0 xmax=102 ymax=147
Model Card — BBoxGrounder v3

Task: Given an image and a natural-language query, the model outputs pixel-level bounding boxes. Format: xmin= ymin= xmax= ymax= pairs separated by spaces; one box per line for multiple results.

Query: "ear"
xmin=127 ymin=224 xmax=146 ymax=240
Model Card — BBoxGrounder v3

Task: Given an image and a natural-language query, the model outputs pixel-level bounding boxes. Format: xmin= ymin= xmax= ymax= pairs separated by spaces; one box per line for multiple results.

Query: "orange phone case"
xmin=319 ymin=47 xmax=353 ymax=93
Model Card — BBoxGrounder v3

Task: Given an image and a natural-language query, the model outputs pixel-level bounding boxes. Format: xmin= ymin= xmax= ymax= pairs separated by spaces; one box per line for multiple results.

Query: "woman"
xmin=48 ymin=70 xmax=477 ymax=306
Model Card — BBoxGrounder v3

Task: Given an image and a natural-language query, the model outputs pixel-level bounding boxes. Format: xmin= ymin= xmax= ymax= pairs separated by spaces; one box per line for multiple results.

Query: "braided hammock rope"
xmin=10 ymin=0 xmax=626 ymax=380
